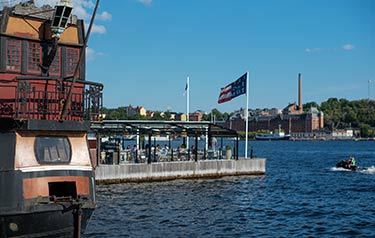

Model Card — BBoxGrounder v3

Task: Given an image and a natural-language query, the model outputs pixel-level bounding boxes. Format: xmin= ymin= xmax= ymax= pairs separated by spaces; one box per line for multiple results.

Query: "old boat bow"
xmin=0 ymin=0 xmax=102 ymax=237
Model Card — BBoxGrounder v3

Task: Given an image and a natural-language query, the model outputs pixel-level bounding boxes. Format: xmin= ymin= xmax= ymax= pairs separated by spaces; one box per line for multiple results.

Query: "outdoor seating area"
xmin=101 ymin=146 xmax=231 ymax=165
xmin=90 ymin=120 xmax=240 ymax=165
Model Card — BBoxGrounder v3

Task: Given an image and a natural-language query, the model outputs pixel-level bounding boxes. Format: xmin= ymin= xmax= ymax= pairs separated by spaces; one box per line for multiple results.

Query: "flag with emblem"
xmin=218 ymin=73 xmax=247 ymax=104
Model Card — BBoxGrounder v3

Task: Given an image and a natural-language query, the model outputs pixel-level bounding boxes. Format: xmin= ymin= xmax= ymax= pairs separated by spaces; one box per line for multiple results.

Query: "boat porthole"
xmin=9 ymin=222 xmax=19 ymax=232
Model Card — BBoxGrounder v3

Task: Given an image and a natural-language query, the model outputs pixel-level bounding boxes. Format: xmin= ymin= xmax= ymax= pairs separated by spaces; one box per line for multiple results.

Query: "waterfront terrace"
xmin=90 ymin=120 xmax=241 ymax=164
xmin=90 ymin=120 xmax=266 ymax=183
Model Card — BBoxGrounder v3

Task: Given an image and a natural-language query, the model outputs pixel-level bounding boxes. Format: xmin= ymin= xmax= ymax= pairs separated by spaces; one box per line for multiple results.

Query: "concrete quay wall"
xmin=95 ymin=158 xmax=266 ymax=184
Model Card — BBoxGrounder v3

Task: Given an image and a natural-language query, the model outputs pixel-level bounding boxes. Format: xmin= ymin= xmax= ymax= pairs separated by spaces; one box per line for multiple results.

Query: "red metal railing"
xmin=0 ymin=77 xmax=103 ymax=121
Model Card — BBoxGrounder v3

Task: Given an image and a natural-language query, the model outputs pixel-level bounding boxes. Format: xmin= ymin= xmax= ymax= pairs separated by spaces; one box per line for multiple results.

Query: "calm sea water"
xmin=84 ymin=141 xmax=375 ymax=237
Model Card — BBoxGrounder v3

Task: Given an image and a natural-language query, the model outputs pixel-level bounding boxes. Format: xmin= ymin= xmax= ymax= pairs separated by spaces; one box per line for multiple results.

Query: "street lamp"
xmin=51 ymin=0 xmax=73 ymax=39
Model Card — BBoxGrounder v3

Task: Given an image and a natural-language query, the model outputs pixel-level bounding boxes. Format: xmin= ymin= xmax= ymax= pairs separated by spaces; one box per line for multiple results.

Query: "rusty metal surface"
xmin=23 ymin=176 xmax=90 ymax=199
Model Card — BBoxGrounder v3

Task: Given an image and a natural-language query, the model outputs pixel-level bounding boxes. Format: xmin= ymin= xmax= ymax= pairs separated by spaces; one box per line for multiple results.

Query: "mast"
xmin=186 ymin=75 xmax=190 ymax=150
xmin=245 ymin=72 xmax=249 ymax=158
xmin=59 ymin=0 xmax=100 ymax=121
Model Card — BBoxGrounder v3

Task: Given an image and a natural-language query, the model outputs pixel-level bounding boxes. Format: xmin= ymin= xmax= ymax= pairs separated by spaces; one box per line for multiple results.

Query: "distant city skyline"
xmin=3 ymin=0 xmax=374 ymax=113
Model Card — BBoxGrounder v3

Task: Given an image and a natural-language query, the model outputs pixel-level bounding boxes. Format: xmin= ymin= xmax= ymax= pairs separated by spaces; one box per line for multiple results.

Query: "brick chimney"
xmin=298 ymin=73 xmax=302 ymax=112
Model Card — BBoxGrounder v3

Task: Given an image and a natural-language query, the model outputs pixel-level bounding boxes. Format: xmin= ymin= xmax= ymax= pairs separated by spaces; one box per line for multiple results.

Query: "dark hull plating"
xmin=0 ymin=208 xmax=94 ymax=238
xmin=0 ymin=130 xmax=96 ymax=237
xmin=0 ymin=169 xmax=96 ymax=237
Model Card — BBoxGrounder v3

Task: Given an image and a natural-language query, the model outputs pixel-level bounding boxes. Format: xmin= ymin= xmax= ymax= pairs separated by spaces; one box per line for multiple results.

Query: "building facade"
xmin=226 ymin=107 xmax=324 ymax=133
xmin=0 ymin=2 xmax=92 ymax=120
xmin=224 ymin=73 xmax=324 ymax=134
xmin=125 ymin=105 xmax=147 ymax=117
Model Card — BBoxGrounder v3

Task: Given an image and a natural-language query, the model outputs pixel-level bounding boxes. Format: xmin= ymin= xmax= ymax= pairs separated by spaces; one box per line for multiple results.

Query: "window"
xmin=66 ymin=48 xmax=79 ymax=77
xmin=49 ymin=47 xmax=61 ymax=76
xmin=34 ymin=136 xmax=71 ymax=164
xmin=28 ymin=42 xmax=41 ymax=73
xmin=6 ymin=39 xmax=21 ymax=72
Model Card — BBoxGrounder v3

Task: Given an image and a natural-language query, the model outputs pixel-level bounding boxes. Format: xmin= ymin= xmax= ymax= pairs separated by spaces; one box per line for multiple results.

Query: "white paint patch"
xmin=19 ymin=165 xmax=93 ymax=172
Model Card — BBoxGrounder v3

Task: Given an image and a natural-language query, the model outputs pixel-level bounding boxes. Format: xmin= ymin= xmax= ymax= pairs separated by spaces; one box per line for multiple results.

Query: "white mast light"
xmin=51 ymin=0 xmax=73 ymax=39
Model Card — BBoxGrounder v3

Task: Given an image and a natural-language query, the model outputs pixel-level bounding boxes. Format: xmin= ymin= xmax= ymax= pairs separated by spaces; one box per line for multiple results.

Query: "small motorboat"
xmin=336 ymin=160 xmax=357 ymax=171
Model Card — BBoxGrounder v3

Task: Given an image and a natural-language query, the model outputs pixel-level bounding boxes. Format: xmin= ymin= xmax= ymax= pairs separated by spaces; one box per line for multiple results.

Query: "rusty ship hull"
xmin=0 ymin=120 xmax=97 ymax=237
xmin=0 ymin=1 xmax=103 ymax=236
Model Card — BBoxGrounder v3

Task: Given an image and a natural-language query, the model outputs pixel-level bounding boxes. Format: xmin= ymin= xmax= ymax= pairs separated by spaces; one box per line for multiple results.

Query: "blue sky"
xmin=8 ymin=0 xmax=375 ymax=113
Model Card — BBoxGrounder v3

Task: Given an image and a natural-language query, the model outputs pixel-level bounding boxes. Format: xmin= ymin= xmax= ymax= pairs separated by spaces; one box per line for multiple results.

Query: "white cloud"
xmin=90 ymin=24 xmax=106 ymax=34
xmin=305 ymin=48 xmax=323 ymax=54
xmin=343 ymin=44 xmax=355 ymax=50
xmin=86 ymin=47 xmax=95 ymax=61
xmin=73 ymin=5 xmax=91 ymax=20
xmin=137 ymin=0 xmax=153 ymax=7
xmin=97 ymin=11 xmax=112 ymax=21
xmin=306 ymin=44 xmax=355 ymax=54
xmin=81 ymin=0 xmax=95 ymax=8
xmin=86 ymin=47 xmax=105 ymax=61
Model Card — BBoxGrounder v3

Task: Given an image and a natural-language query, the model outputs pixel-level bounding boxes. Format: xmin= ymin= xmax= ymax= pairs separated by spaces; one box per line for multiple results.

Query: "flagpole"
xmin=245 ymin=72 xmax=249 ymax=158
xmin=186 ymin=76 xmax=190 ymax=150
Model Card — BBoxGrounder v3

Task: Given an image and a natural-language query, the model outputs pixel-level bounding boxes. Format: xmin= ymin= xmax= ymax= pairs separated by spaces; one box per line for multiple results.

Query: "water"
xmin=84 ymin=141 xmax=375 ymax=237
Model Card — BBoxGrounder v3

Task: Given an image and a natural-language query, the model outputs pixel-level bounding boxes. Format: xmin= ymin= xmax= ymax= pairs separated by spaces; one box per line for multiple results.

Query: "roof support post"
xmin=194 ymin=134 xmax=198 ymax=162
xmin=147 ymin=133 xmax=152 ymax=164
xmin=153 ymin=137 xmax=156 ymax=162
xmin=220 ymin=137 xmax=223 ymax=160
xmin=235 ymin=136 xmax=239 ymax=160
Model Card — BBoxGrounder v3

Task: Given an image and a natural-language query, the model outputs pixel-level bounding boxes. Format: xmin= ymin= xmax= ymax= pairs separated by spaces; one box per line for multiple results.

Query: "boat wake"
xmin=330 ymin=166 xmax=375 ymax=174
xmin=359 ymin=166 xmax=375 ymax=174
xmin=330 ymin=167 xmax=351 ymax=172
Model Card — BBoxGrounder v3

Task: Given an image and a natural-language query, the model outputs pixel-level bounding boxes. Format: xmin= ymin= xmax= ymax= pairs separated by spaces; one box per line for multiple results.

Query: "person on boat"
xmin=347 ymin=156 xmax=356 ymax=168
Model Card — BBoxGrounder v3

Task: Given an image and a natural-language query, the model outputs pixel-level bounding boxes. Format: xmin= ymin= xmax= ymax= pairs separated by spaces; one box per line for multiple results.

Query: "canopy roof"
xmin=91 ymin=120 xmax=238 ymax=138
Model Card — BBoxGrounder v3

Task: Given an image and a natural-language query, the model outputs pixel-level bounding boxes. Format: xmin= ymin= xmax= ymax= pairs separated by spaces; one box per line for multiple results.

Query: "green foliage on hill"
xmin=101 ymin=98 xmax=375 ymax=136
xmin=101 ymin=107 xmax=146 ymax=120
xmin=201 ymin=108 xmax=231 ymax=121
xmin=101 ymin=106 xmax=233 ymax=121
xmin=304 ymin=98 xmax=375 ymax=134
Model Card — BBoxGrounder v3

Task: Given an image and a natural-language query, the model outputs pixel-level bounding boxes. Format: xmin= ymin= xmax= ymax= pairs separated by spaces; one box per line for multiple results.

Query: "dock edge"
xmin=95 ymin=158 xmax=266 ymax=184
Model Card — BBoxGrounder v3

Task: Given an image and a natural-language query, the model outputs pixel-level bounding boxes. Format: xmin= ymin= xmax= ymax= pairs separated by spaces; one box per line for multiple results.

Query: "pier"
xmin=91 ymin=120 xmax=266 ymax=183
xmin=95 ymin=158 xmax=266 ymax=183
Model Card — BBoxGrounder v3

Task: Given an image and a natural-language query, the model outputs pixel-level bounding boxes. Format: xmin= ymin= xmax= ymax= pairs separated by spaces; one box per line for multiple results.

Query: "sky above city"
xmin=3 ymin=0 xmax=375 ymax=113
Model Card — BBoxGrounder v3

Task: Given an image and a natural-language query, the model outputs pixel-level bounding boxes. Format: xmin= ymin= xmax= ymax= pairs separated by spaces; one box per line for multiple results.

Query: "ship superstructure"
xmin=0 ymin=1 xmax=102 ymax=237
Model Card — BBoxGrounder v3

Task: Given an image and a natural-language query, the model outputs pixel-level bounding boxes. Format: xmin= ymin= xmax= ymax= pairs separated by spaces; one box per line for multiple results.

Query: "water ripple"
xmin=84 ymin=141 xmax=375 ymax=237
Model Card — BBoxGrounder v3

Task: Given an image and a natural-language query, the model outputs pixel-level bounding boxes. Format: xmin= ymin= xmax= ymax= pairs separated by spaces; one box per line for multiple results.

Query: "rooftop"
xmin=91 ymin=120 xmax=239 ymax=138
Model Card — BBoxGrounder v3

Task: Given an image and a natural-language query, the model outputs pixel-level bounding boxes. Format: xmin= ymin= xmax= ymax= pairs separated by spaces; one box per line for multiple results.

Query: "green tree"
xmin=211 ymin=108 xmax=224 ymax=121
xmin=360 ymin=124 xmax=372 ymax=138
xmin=202 ymin=113 xmax=210 ymax=121
xmin=163 ymin=110 xmax=171 ymax=120
xmin=222 ymin=112 xmax=230 ymax=120
xmin=151 ymin=111 xmax=163 ymax=120
xmin=320 ymin=98 xmax=375 ymax=129
xmin=133 ymin=114 xmax=146 ymax=120
xmin=303 ymin=101 xmax=320 ymax=112
xmin=321 ymin=98 xmax=343 ymax=128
